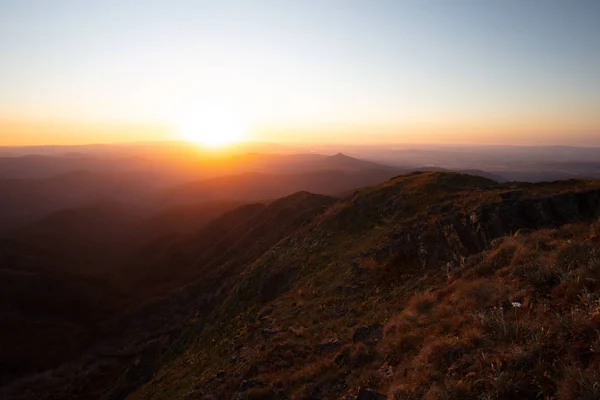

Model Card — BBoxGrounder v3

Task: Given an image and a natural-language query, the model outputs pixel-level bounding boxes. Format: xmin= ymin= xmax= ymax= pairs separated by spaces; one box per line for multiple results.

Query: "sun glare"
xmin=176 ymin=110 xmax=248 ymax=147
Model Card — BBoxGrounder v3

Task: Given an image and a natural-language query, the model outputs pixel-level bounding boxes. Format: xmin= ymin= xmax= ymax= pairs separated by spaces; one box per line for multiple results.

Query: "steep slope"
xmin=136 ymin=201 xmax=244 ymax=239
xmin=123 ymin=192 xmax=336 ymax=299
xmin=123 ymin=172 xmax=600 ymax=400
xmin=3 ymin=173 xmax=600 ymax=400
xmin=0 ymin=170 xmax=160 ymax=236
xmin=11 ymin=202 xmax=143 ymax=271
xmin=0 ymin=198 xmax=296 ymax=390
xmin=0 ymin=191 xmax=337 ymax=400
xmin=0 ymin=239 xmax=127 ymax=385
xmin=123 ymin=203 xmax=267 ymax=296
xmin=161 ymin=169 xmax=399 ymax=207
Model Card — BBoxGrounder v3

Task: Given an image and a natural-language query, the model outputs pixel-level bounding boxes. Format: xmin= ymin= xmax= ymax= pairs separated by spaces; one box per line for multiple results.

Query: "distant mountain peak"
xmin=330 ymin=152 xmax=351 ymax=158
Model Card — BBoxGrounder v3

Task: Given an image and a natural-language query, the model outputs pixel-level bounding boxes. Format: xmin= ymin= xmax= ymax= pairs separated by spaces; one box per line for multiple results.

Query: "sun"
xmin=176 ymin=110 xmax=248 ymax=147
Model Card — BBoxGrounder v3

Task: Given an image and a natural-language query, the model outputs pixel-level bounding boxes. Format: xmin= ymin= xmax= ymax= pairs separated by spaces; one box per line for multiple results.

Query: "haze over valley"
xmin=1 ymin=1 xmax=600 ymax=399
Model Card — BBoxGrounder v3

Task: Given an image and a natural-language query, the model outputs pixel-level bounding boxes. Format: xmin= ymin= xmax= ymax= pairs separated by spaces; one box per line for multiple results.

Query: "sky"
xmin=1 ymin=0 xmax=599 ymax=146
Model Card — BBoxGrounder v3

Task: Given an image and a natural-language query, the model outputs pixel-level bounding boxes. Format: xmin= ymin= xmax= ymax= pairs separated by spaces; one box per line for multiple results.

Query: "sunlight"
xmin=176 ymin=109 xmax=248 ymax=147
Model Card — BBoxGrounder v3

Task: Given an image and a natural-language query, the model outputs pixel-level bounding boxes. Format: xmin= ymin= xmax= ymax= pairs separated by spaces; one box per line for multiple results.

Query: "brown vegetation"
xmin=2 ymin=172 xmax=600 ymax=400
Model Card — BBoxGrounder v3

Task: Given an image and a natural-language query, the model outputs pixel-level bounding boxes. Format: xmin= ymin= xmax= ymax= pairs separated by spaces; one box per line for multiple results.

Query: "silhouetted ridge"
xmin=4 ymin=172 xmax=600 ymax=400
xmin=121 ymin=192 xmax=335 ymax=299
xmin=331 ymin=152 xmax=349 ymax=158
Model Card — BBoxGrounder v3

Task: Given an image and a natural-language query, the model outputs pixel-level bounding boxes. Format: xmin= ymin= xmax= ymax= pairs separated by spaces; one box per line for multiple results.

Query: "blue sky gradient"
xmin=1 ymin=0 xmax=599 ymax=144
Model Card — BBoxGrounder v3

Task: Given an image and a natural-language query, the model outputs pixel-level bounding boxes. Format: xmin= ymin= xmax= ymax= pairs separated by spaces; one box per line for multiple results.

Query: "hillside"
xmin=0 ymin=170 xmax=160 ymax=236
xmin=122 ymin=192 xmax=336 ymax=299
xmin=161 ymin=168 xmax=399 ymax=207
xmin=0 ymin=191 xmax=337 ymax=396
xmin=220 ymin=152 xmax=392 ymax=175
xmin=135 ymin=201 xmax=244 ymax=239
xmin=124 ymin=173 xmax=600 ymax=399
xmin=0 ymin=238 xmax=127 ymax=384
xmin=10 ymin=202 xmax=143 ymax=271
xmin=2 ymin=172 xmax=600 ymax=400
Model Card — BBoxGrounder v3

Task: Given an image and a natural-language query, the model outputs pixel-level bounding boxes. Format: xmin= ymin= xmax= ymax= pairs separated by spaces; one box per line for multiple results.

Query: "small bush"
xmin=518 ymin=263 xmax=561 ymax=292
xmin=405 ymin=291 xmax=437 ymax=316
xmin=423 ymin=380 xmax=477 ymax=400
xmin=474 ymin=241 xmax=518 ymax=276
xmin=555 ymin=242 xmax=594 ymax=271
xmin=414 ymin=336 xmax=470 ymax=372
xmin=245 ymin=386 xmax=276 ymax=400
xmin=556 ymin=366 xmax=600 ymax=400
xmin=450 ymin=279 xmax=505 ymax=310
xmin=475 ymin=307 xmax=528 ymax=343
xmin=384 ymin=332 xmax=422 ymax=365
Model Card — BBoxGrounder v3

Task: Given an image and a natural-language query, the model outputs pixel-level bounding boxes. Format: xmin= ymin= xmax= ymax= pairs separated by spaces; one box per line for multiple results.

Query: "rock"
xmin=351 ymin=260 xmax=361 ymax=275
xmin=490 ymin=237 xmax=506 ymax=248
xmin=336 ymin=285 xmax=360 ymax=295
xmin=356 ymin=387 xmax=387 ymax=400
xmin=258 ymin=308 xmax=273 ymax=319
xmin=352 ymin=324 xmax=383 ymax=345
xmin=500 ymin=190 xmax=523 ymax=200
xmin=591 ymin=218 xmax=600 ymax=238
xmin=514 ymin=228 xmax=532 ymax=237
xmin=334 ymin=347 xmax=351 ymax=365
xmin=260 ymin=327 xmax=280 ymax=338
xmin=239 ymin=379 xmax=266 ymax=391
xmin=316 ymin=338 xmax=342 ymax=351
xmin=378 ymin=362 xmax=393 ymax=379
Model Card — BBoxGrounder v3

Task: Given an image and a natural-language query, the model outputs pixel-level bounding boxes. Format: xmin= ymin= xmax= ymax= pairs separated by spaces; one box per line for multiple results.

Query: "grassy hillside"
xmin=2 ymin=172 xmax=600 ymax=400
xmin=122 ymin=192 xmax=336 ymax=300
xmin=0 ymin=239 xmax=127 ymax=384
xmin=161 ymin=169 xmax=399 ymax=206
xmin=121 ymin=172 xmax=600 ymax=400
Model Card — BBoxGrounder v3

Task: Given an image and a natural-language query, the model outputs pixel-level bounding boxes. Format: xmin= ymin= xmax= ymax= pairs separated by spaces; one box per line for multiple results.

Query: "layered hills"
xmin=0 ymin=152 xmax=398 ymax=234
xmin=2 ymin=172 xmax=600 ymax=399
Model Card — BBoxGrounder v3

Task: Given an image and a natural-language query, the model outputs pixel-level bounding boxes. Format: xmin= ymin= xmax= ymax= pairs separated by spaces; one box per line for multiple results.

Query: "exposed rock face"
xmin=356 ymin=388 xmax=387 ymax=400
xmin=4 ymin=173 xmax=600 ymax=400
xmin=352 ymin=324 xmax=383 ymax=346
xmin=449 ymin=189 xmax=600 ymax=260
xmin=380 ymin=188 xmax=600 ymax=272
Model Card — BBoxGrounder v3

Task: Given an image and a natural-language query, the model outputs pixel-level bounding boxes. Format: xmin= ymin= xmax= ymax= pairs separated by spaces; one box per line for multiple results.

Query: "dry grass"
xmin=207 ymin=222 xmax=600 ymax=399
xmin=373 ymin=222 xmax=600 ymax=399
xmin=132 ymin=220 xmax=600 ymax=400
xmin=122 ymin=175 xmax=600 ymax=400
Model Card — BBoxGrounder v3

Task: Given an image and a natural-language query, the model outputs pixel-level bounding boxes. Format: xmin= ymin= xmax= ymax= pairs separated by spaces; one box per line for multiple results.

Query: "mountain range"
xmin=1 ymin=169 xmax=600 ymax=399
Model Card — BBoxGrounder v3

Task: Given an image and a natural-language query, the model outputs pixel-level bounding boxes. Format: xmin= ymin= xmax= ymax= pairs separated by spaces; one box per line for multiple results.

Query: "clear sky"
xmin=1 ymin=0 xmax=599 ymax=145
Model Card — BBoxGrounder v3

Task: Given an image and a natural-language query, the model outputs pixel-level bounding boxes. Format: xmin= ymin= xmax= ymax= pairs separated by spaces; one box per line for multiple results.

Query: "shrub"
xmin=414 ymin=336 xmax=470 ymax=372
xmin=449 ymin=279 xmax=505 ymax=310
xmin=245 ymin=386 xmax=277 ymax=400
xmin=423 ymin=381 xmax=475 ymax=400
xmin=475 ymin=307 xmax=528 ymax=343
xmin=517 ymin=263 xmax=561 ymax=292
xmin=474 ymin=240 xmax=518 ymax=276
xmin=556 ymin=366 xmax=600 ymax=400
xmin=404 ymin=291 xmax=437 ymax=317
xmin=554 ymin=242 xmax=594 ymax=272
xmin=481 ymin=362 xmax=540 ymax=399
xmin=384 ymin=332 xmax=422 ymax=365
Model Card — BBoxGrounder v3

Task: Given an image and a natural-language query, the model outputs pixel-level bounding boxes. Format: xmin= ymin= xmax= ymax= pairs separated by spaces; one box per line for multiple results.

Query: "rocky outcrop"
xmin=452 ymin=189 xmax=600 ymax=255
xmin=377 ymin=188 xmax=600 ymax=272
xmin=356 ymin=388 xmax=387 ymax=400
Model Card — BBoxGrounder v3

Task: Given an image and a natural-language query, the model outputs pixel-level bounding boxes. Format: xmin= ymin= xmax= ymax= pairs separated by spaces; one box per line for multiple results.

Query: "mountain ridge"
xmin=2 ymin=172 xmax=600 ymax=400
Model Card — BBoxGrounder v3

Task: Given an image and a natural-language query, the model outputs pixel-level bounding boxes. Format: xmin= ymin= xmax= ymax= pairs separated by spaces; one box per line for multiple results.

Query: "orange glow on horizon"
xmin=0 ymin=118 xmax=173 ymax=146
xmin=1 ymin=117 xmax=599 ymax=147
